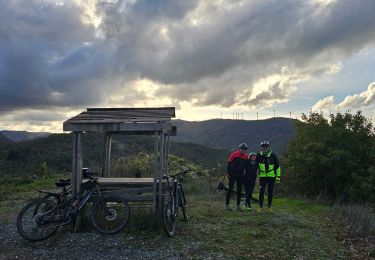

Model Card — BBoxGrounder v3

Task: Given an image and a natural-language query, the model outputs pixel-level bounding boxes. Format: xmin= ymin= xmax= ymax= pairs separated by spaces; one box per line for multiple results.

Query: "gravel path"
xmin=0 ymin=223 xmax=184 ymax=260
xmin=0 ymin=201 xmax=189 ymax=260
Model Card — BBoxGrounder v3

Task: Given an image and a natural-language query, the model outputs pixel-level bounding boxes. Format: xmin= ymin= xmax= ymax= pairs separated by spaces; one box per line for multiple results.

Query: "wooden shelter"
xmin=63 ymin=107 xmax=176 ymax=217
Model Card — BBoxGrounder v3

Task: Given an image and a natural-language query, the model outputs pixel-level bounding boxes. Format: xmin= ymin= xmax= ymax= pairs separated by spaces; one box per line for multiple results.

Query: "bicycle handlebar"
xmin=162 ymin=169 xmax=192 ymax=180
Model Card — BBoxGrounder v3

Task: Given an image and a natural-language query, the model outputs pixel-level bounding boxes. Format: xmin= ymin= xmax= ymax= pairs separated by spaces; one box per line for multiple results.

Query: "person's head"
xmin=260 ymin=140 xmax=270 ymax=153
xmin=248 ymin=152 xmax=257 ymax=161
xmin=238 ymin=143 xmax=248 ymax=154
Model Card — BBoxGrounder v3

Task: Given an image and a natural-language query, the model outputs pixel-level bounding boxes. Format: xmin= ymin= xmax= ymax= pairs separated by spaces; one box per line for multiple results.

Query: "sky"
xmin=0 ymin=0 xmax=374 ymax=132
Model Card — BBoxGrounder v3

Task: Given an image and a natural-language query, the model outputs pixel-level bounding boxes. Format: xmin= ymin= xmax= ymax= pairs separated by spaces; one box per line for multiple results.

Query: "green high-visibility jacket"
xmin=256 ymin=149 xmax=281 ymax=178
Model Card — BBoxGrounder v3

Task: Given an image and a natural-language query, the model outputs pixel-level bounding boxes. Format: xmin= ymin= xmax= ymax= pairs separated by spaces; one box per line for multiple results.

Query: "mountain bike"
xmin=162 ymin=168 xmax=190 ymax=237
xmin=17 ymin=169 xmax=130 ymax=241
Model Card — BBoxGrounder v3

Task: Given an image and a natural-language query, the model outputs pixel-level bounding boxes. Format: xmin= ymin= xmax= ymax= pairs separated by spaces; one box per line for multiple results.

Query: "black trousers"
xmin=259 ymin=177 xmax=275 ymax=208
xmin=226 ymin=174 xmax=243 ymax=206
xmin=244 ymin=174 xmax=256 ymax=207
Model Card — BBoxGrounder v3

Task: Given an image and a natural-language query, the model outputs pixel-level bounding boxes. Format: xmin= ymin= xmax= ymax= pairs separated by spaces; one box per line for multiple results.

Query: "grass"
xmin=117 ymin=193 xmax=351 ymax=259
xmin=1 ymin=175 xmax=373 ymax=259
xmin=330 ymin=203 xmax=375 ymax=236
xmin=0 ymin=174 xmax=66 ymax=201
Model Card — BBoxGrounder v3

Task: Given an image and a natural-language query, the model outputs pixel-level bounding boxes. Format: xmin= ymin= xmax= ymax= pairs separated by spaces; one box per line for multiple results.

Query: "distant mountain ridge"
xmin=0 ymin=133 xmax=11 ymax=143
xmin=0 ymin=130 xmax=50 ymax=142
xmin=172 ymin=118 xmax=296 ymax=155
xmin=1 ymin=118 xmax=296 ymax=153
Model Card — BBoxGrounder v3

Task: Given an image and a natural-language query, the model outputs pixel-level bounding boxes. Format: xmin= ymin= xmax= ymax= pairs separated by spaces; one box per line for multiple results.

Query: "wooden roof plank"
xmin=86 ymin=107 xmax=175 ymax=117
xmin=63 ymin=121 xmax=173 ymax=132
xmin=63 ymin=107 xmax=176 ymax=133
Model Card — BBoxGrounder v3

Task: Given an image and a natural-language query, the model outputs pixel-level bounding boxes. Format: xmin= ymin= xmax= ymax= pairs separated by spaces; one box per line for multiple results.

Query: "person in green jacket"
xmin=256 ymin=140 xmax=281 ymax=212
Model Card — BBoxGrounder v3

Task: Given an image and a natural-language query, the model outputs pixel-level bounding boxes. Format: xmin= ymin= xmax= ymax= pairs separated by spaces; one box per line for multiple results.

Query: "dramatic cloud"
xmin=312 ymin=81 xmax=375 ymax=113
xmin=312 ymin=95 xmax=336 ymax=112
xmin=1 ymin=0 xmax=375 ymax=117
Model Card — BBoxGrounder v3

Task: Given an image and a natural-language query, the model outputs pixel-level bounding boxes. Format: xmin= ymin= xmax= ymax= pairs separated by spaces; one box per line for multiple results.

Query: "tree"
xmin=284 ymin=111 xmax=375 ymax=202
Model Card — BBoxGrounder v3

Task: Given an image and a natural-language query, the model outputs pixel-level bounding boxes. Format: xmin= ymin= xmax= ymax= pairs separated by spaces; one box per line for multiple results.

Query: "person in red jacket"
xmin=226 ymin=143 xmax=248 ymax=211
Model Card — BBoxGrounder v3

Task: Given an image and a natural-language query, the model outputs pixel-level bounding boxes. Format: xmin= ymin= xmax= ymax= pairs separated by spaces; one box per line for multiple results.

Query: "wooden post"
xmin=158 ymin=131 xmax=165 ymax=218
xmin=72 ymin=132 xmax=83 ymax=196
xmin=164 ymin=133 xmax=171 ymax=175
xmin=104 ymin=133 xmax=112 ymax=177
xmin=152 ymin=131 xmax=159 ymax=216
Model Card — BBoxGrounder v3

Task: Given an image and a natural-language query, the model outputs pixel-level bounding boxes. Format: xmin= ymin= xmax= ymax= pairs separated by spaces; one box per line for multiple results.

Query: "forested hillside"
xmin=173 ymin=118 xmax=295 ymax=154
xmin=0 ymin=133 xmax=229 ymax=176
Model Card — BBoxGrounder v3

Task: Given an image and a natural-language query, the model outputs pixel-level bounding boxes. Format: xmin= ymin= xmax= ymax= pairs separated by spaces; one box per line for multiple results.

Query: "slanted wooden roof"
xmin=63 ymin=107 xmax=176 ymax=133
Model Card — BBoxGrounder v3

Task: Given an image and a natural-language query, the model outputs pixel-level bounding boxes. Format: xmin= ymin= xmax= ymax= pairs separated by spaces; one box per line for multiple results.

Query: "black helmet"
xmin=82 ymin=168 xmax=91 ymax=178
xmin=238 ymin=143 xmax=248 ymax=150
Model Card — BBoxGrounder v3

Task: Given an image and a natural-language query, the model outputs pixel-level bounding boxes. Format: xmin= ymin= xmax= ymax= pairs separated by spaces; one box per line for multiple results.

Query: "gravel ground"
xmin=0 ymin=223 xmax=184 ymax=259
xmin=0 ymin=201 xmax=200 ymax=260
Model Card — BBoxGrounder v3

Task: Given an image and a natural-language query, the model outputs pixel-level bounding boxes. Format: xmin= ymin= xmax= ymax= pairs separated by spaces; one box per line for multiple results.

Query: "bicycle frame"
xmin=163 ymin=169 xmax=190 ymax=217
xmin=36 ymin=178 xmax=103 ymax=227
xmin=172 ymin=179 xmax=179 ymax=218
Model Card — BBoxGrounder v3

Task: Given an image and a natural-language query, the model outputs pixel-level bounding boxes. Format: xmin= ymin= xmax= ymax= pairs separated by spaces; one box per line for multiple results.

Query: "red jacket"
xmin=227 ymin=150 xmax=248 ymax=176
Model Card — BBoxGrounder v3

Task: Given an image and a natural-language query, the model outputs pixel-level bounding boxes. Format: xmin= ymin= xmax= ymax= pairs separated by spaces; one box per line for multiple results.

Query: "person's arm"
xmin=255 ymin=153 xmax=261 ymax=176
xmin=227 ymin=152 xmax=234 ymax=177
xmin=273 ymin=153 xmax=280 ymax=174
xmin=273 ymin=153 xmax=281 ymax=182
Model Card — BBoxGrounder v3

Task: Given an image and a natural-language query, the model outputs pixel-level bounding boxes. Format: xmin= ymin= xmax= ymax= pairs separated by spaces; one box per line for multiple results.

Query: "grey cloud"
xmin=242 ymin=81 xmax=292 ymax=107
xmin=0 ymin=1 xmax=97 ymax=110
xmin=1 ymin=0 xmax=375 ymax=114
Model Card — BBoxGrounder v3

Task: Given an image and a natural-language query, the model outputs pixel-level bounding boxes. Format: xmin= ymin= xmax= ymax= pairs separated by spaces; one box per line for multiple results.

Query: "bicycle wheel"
xmin=91 ymin=196 xmax=130 ymax=235
xmin=178 ymin=188 xmax=189 ymax=222
xmin=17 ymin=198 xmax=59 ymax=241
xmin=162 ymin=188 xmax=176 ymax=237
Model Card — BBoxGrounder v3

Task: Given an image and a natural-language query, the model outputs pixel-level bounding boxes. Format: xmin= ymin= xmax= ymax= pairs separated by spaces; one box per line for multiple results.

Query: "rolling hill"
xmin=0 ymin=118 xmax=296 ymax=176
xmin=0 ymin=130 xmax=50 ymax=142
xmin=0 ymin=118 xmax=296 ymax=154
xmin=173 ymin=118 xmax=296 ymax=155
xmin=0 ymin=133 xmax=11 ymax=143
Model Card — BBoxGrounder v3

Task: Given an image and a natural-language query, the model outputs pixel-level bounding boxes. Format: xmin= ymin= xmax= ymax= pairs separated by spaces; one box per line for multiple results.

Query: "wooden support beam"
xmin=164 ymin=133 xmax=171 ymax=175
xmin=104 ymin=187 xmax=154 ymax=195
xmin=158 ymin=131 xmax=165 ymax=218
xmin=104 ymin=133 xmax=112 ymax=177
xmin=72 ymin=132 xmax=83 ymax=196
xmin=152 ymin=132 xmax=159 ymax=216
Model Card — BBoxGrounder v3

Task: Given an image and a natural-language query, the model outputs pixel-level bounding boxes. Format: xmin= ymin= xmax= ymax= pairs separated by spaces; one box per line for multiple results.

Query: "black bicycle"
xmin=162 ymin=169 xmax=190 ymax=237
xmin=17 ymin=169 xmax=130 ymax=241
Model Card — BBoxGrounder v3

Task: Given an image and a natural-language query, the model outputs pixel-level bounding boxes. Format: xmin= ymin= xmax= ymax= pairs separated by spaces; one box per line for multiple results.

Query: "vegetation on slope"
xmin=0 ymin=133 xmax=229 ymax=177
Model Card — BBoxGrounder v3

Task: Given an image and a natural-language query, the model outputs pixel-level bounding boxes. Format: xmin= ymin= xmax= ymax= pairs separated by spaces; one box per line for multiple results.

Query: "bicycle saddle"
xmin=55 ymin=179 xmax=71 ymax=187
